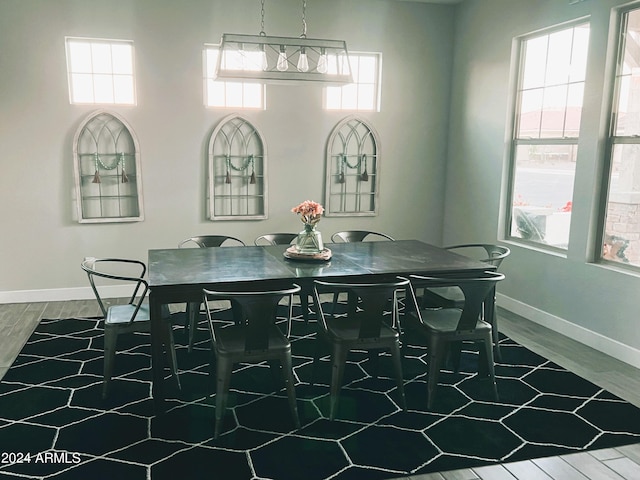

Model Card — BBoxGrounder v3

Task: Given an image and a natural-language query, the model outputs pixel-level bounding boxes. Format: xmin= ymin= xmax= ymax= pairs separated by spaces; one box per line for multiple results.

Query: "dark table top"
xmin=148 ymin=240 xmax=492 ymax=296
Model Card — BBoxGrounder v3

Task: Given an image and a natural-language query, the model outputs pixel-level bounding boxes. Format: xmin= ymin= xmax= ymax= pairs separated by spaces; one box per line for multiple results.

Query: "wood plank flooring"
xmin=1 ymin=301 xmax=639 ymax=480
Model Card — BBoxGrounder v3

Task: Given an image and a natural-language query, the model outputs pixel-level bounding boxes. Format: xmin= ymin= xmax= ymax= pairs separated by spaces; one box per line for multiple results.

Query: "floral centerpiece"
xmin=291 ymin=200 xmax=325 ymax=254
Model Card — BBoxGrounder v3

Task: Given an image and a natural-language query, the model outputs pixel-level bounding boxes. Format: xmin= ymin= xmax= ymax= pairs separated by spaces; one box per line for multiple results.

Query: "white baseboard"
xmin=498 ymin=293 xmax=640 ymax=370
xmin=0 ymin=285 xmax=133 ymax=304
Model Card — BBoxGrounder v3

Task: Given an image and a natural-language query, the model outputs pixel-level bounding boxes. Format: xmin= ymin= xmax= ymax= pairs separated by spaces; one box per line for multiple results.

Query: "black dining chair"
xmin=405 ymin=271 xmax=505 ymax=409
xmin=179 ymin=235 xmax=246 ymax=352
xmin=311 ymin=277 xmax=409 ymax=420
xmin=330 ymin=230 xmax=395 ymax=243
xmin=254 ymin=233 xmax=298 ymax=246
xmin=255 ymin=232 xmax=315 ymax=323
xmin=203 ymin=283 xmax=302 ymax=439
xmin=420 ymin=243 xmax=510 ymax=359
xmin=81 ymin=257 xmax=181 ymax=398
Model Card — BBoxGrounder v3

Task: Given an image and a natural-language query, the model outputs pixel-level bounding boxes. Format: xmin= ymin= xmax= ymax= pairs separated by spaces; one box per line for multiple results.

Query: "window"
xmin=66 ymin=37 xmax=135 ymax=105
xmin=324 ymin=53 xmax=381 ymax=111
xmin=601 ymin=7 xmax=640 ymax=268
xmin=506 ymin=23 xmax=590 ymax=249
xmin=204 ymin=46 xmax=265 ymax=109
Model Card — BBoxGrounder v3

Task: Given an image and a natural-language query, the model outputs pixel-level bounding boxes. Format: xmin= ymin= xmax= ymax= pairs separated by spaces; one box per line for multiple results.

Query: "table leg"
xmin=150 ymin=291 xmax=166 ymax=411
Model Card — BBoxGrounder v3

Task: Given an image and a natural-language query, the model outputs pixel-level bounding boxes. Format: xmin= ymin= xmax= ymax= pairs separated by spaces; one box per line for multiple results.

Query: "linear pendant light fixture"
xmin=215 ymin=0 xmax=353 ymax=85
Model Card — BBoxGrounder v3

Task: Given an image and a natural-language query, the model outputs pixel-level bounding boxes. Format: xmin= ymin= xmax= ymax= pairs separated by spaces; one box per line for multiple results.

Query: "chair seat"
xmin=106 ymin=304 xmax=151 ymax=326
xmin=417 ymin=308 xmax=492 ymax=334
xmin=215 ymin=324 xmax=290 ymax=355
xmin=326 ymin=317 xmax=399 ymax=343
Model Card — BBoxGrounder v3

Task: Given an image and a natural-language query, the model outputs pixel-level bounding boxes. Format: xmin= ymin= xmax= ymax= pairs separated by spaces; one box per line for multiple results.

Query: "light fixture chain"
xmin=260 ymin=0 xmax=266 ymax=35
xmin=301 ymin=0 xmax=307 ymax=38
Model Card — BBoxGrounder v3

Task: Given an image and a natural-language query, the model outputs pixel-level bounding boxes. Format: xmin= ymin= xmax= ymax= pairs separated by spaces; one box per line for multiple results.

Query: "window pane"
xmin=93 ymin=74 xmax=114 ymax=103
xmin=614 ymin=10 xmax=640 ymax=136
xmin=545 ymin=29 xmax=573 ymax=86
xmin=522 ymin=36 xmax=548 ymax=90
xmin=511 ymin=144 xmax=576 ymax=248
xmin=91 ymin=43 xmax=112 ymax=74
xmin=68 ymin=42 xmax=92 ymax=73
xmin=518 ymin=89 xmax=543 ymax=138
xmin=602 ymin=143 xmax=640 ymax=267
xmin=113 ymin=75 xmax=134 ymax=104
xmin=540 ymin=85 xmax=568 ymax=138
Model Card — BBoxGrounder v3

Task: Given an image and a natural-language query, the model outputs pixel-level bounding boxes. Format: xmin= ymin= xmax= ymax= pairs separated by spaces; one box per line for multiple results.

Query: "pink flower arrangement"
xmin=291 ymin=200 xmax=324 ymax=226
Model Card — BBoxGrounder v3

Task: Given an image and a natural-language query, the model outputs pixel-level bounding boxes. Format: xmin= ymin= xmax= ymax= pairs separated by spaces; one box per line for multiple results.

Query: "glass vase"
xmin=295 ymin=223 xmax=324 ymax=254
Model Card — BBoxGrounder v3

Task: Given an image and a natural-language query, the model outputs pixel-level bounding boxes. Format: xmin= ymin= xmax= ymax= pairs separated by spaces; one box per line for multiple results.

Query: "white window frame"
xmin=324 ymin=52 xmax=382 ymax=112
xmin=65 ymin=37 xmax=136 ymax=105
xmin=203 ymin=45 xmax=266 ymax=109
xmin=598 ymin=4 xmax=640 ymax=270
xmin=503 ymin=20 xmax=590 ymax=251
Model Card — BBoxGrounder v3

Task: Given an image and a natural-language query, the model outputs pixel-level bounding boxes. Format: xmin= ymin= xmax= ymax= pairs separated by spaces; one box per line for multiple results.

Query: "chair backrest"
xmin=80 ymin=257 xmax=148 ymax=322
xmin=313 ymin=277 xmax=410 ymax=339
xmin=203 ymin=284 xmax=301 ymax=352
xmin=408 ymin=271 xmax=505 ymax=331
xmin=254 ymin=233 xmax=298 ymax=246
xmin=179 ymin=235 xmax=245 ymax=248
xmin=331 ymin=230 xmax=395 ymax=243
xmin=445 ymin=244 xmax=510 ymax=268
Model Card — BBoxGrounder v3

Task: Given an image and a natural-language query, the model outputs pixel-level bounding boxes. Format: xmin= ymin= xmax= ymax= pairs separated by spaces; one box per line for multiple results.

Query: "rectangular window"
xmin=506 ymin=23 xmax=590 ymax=249
xmin=66 ymin=37 xmax=135 ymax=105
xmin=324 ymin=53 xmax=381 ymax=111
xmin=204 ymin=46 xmax=265 ymax=109
xmin=601 ymin=7 xmax=640 ymax=268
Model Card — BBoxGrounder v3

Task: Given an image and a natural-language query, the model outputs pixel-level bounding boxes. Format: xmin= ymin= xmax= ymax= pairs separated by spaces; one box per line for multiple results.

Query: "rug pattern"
xmin=1 ymin=305 xmax=640 ymax=480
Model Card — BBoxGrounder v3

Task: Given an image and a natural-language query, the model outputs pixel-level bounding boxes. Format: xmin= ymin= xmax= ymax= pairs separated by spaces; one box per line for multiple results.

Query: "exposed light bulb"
xmin=316 ymin=48 xmax=328 ymax=74
xmin=259 ymin=44 xmax=268 ymax=71
xmin=297 ymin=47 xmax=309 ymax=72
xmin=277 ymin=45 xmax=288 ymax=71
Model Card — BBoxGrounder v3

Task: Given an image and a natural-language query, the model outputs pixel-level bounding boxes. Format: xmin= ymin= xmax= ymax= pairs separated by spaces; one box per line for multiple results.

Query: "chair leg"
xmin=390 ymin=343 xmax=406 ymax=411
xmin=102 ymin=327 xmax=118 ymax=399
xmin=481 ymin=334 xmax=499 ymax=401
xmin=214 ymin=356 xmax=233 ymax=439
xmin=163 ymin=322 xmax=181 ymax=391
xmin=281 ymin=351 xmax=301 ymax=429
xmin=300 ymin=294 xmax=310 ymax=323
xmin=427 ymin=340 xmax=444 ymax=410
xmin=329 ymin=346 xmax=348 ymax=420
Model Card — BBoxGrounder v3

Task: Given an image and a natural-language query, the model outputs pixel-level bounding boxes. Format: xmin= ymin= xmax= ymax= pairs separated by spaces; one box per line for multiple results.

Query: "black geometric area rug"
xmin=2 ymin=305 xmax=640 ymax=480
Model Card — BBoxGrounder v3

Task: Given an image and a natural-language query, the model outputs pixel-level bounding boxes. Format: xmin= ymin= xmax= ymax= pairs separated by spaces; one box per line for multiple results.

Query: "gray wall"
xmin=0 ymin=0 xmax=453 ymax=293
xmin=2 ymin=0 xmax=639 ymax=366
xmin=446 ymin=0 xmax=640 ymax=363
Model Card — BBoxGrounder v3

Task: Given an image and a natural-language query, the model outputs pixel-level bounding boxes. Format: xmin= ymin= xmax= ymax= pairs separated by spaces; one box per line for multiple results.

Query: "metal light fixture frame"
xmin=215 ymin=0 xmax=353 ymax=85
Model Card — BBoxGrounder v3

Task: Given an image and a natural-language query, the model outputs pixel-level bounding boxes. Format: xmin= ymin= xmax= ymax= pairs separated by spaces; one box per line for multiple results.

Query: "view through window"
xmin=66 ymin=38 xmax=135 ymax=105
xmin=507 ymin=23 xmax=590 ymax=249
xmin=602 ymin=7 xmax=640 ymax=268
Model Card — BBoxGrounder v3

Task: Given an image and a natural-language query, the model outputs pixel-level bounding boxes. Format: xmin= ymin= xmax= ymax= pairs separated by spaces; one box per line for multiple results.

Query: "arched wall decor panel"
xmin=324 ymin=116 xmax=380 ymax=216
xmin=73 ymin=110 xmax=144 ymax=223
xmin=207 ymin=114 xmax=267 ymax=220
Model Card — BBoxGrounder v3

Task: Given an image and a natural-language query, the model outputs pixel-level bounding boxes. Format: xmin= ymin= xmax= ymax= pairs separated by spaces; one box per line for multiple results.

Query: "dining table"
xmin=147 ymin=239 xmax=496 ymax=408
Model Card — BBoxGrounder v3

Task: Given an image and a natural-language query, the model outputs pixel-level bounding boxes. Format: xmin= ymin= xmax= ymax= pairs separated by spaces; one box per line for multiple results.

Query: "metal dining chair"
xmin=311 ymin=277 xmax=409 ymax=420
xmin=179 ymin=235 xmax=246 ymax=352
xmin=254 ymin=232 xmax=314 ymax=322
xmin=406 ymin=271 xmax=505 ymax=409
xmin=81 ymin=257 xmax=181 ymax=398
xmin=330 ymin=230 xmax=395 ymax=243
xmin=254 ymin=233 xmax=298 ymax=246
xmin=203 ymin=283 xmax=302 ymax=439
xmin=421 ymin=243 xmax=510 ymax=359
